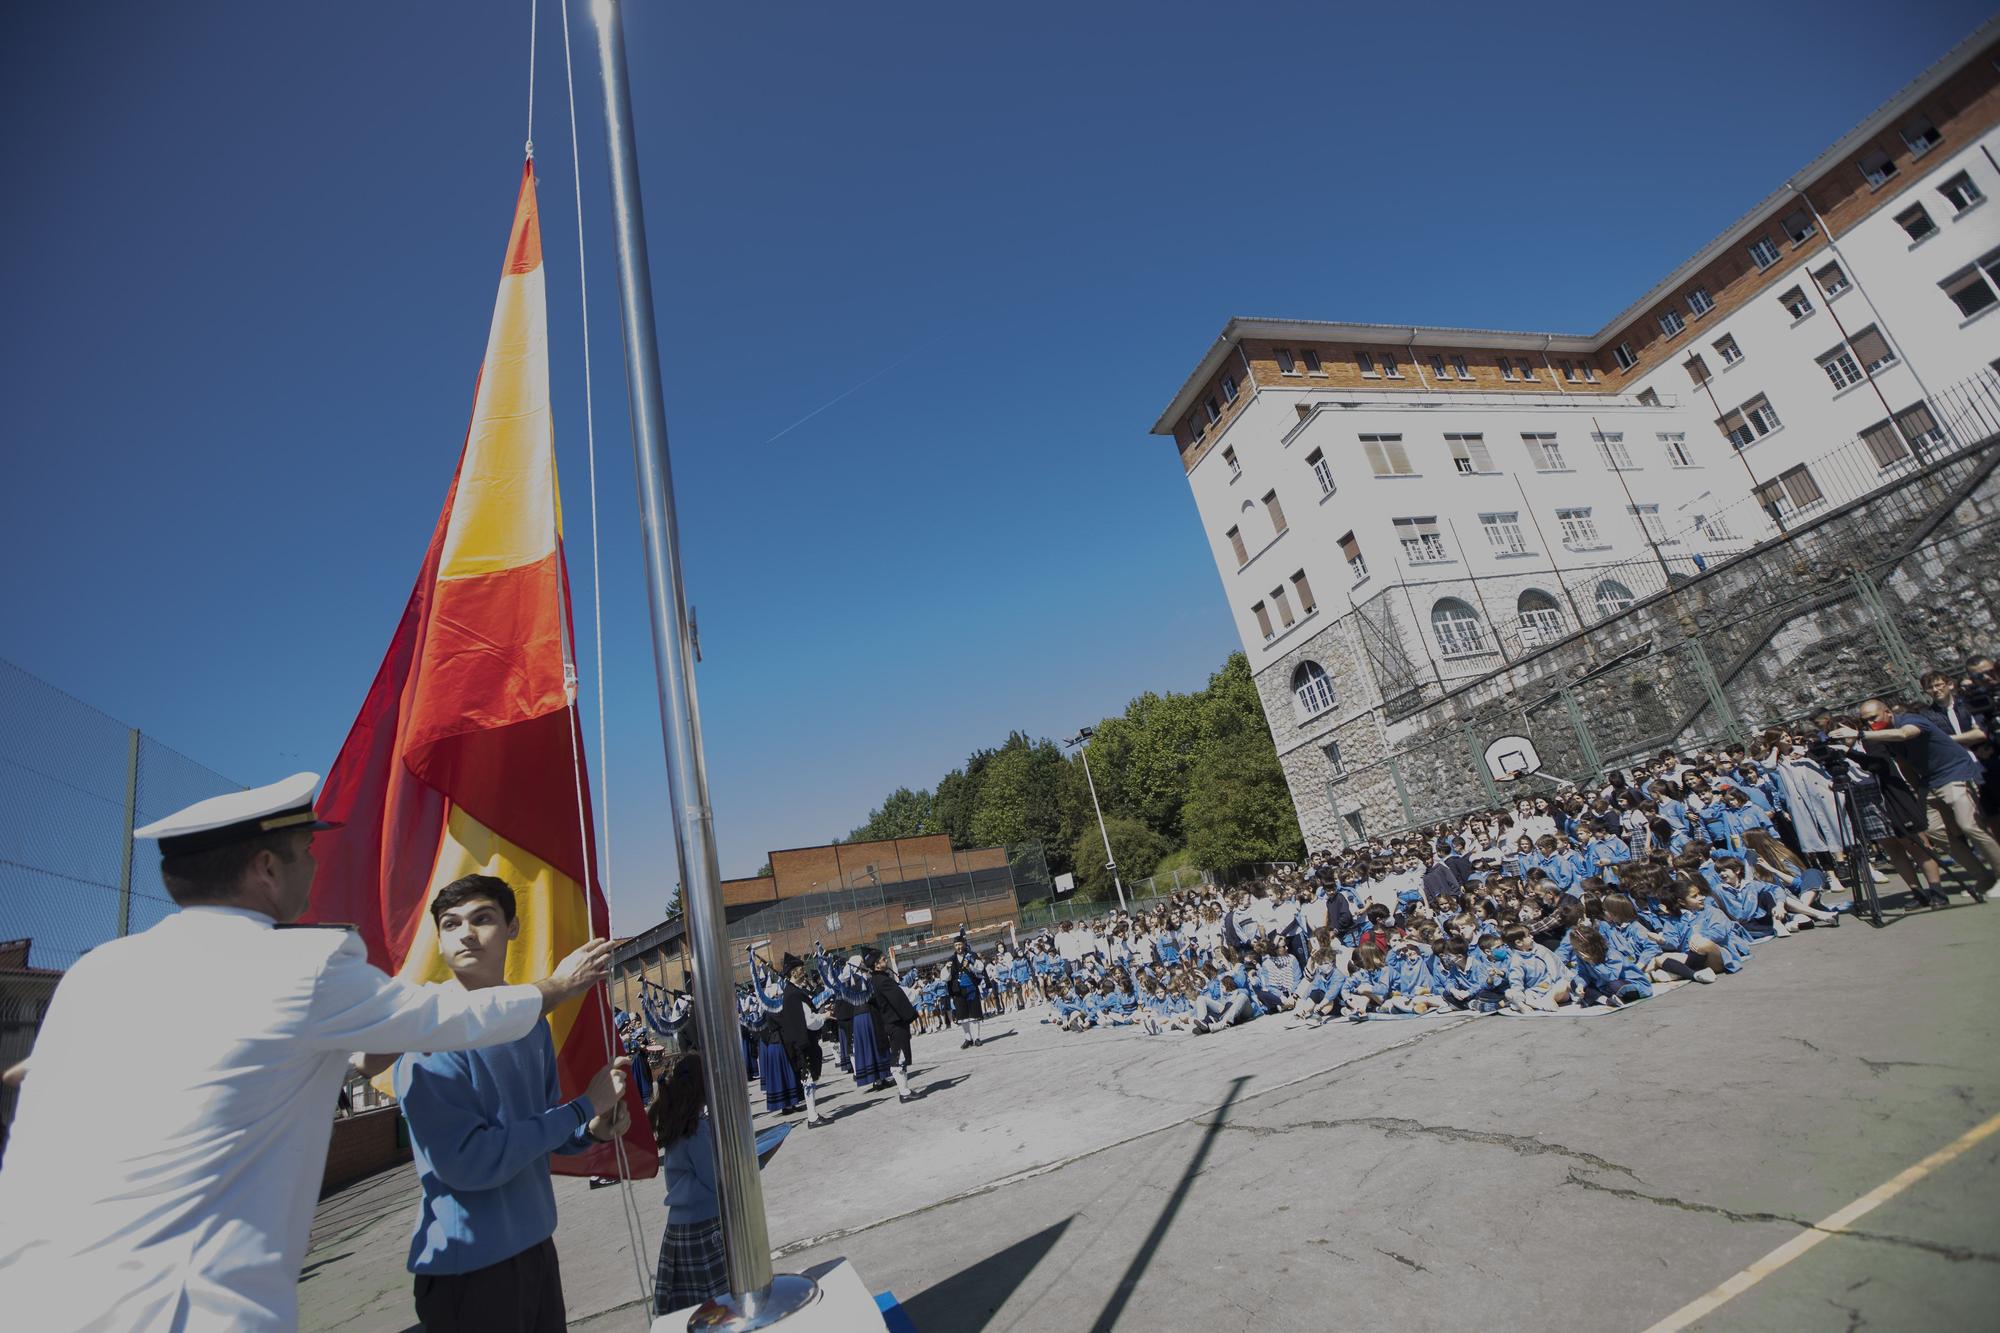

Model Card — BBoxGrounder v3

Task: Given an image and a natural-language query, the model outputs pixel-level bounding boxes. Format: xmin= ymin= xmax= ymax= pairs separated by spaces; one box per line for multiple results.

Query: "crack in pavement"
xmin=1377 ymin=1248 xmax=1429 ymax=1274
xmin=1560 ymin=1169 xmax=2000 ymax=1264
xmin=1211 ymin=1116 xmax=1638 ymax=1178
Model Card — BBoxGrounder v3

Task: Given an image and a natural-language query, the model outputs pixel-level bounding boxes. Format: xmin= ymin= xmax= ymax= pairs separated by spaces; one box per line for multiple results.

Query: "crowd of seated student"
xmin=996 ymin=733 xmax=1983 ymax=1031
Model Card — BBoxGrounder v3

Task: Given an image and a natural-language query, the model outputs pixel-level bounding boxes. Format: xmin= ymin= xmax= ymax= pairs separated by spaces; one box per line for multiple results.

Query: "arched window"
xmin=1517 ymin=589 xmax=1566 ymax=647
xmin=1430 ymin=598 xmax=1487 ymax=658
xmin=1594 ymin=579 xmax=1636 ymax=619
xmin=1292 ymin=661 xmax=1337 ymax=719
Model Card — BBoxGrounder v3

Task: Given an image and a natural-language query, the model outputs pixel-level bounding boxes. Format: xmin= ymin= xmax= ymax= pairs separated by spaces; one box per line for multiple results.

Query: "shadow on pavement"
xmin=1087 ymin=1075 xmax=1250 ymax=1333
xmin=895 ymin=1215 xmax=1074 ymax=1333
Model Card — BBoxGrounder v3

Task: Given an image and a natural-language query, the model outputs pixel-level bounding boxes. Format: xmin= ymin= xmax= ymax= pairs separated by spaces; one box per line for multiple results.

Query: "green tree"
xmin=1181 ymin=709 xmax=1304 ymax=876
xmin=969 ymin=732 xmax=1067 ymax=862
xmin=1121 ymin=689 xmax=1205 ymax=840
xmin=1069 ymin=815 xmax=1171 ymax=900
xmin=848 ymin=786 xmax=935 ymax=842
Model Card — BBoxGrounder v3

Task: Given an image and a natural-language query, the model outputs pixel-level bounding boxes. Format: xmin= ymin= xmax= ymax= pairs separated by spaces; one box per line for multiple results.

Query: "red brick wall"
xmin=322 ymin=1107 xmax=408 ymax=1196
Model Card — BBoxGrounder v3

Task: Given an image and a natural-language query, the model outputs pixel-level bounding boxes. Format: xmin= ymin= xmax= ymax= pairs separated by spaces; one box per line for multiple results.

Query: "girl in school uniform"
xmin=1340 ymin=943 xmax=1393 ymax=1019
xmin=1600 ymin=896 xmax=1715 ymax=985
xmin=1566 ymin=924 xmax=1653 ymax=1006
xmin=1657 ymin=875 xmax=1753 ymax=973
xmin=1742 ymin=830 xmax=1843 ymax=926
xmin=648 ymin=1054 xmax=739 ymax=1315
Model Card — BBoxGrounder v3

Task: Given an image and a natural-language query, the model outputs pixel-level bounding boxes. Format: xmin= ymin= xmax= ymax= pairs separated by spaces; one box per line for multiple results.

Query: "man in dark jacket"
xmin=1421 ymin=842 xmax=1463 ymax=907
xmin=866 ymin=949 xmax=919 ymax=1103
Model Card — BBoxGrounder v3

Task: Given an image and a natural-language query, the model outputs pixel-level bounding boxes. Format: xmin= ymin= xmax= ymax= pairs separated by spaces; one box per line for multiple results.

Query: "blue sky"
xmin=3 ymin=0 xmax=1990 ymax=934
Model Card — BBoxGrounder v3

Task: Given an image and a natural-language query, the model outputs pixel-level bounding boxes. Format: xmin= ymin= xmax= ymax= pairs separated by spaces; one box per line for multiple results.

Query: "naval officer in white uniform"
xmin=0 ymin=773 xmax=616 ymax=1332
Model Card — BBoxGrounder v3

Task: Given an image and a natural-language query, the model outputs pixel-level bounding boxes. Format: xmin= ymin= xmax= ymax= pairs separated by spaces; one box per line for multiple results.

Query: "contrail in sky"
xmin=761 ymin=349 xmax=916 ymax=446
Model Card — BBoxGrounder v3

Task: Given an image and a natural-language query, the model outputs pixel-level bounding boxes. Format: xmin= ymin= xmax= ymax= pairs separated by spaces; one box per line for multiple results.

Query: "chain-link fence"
xmin=0 ymin=659 xmax=241 ymax=972
xmin=1315 ymin=380 xmax=2000 ymax=846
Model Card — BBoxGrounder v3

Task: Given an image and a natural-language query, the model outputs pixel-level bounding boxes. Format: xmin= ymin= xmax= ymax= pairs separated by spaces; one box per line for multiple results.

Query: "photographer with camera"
xmin=1956 ymin=656 xmax=2000 ymax=815
xmin=1855 ymin=697 xmax=1997 ymax=903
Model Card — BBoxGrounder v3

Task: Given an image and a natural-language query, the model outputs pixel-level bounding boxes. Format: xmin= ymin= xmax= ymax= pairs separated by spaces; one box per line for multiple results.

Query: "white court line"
xmin=1641 ymin=1111 xmax=2000 ymax=1332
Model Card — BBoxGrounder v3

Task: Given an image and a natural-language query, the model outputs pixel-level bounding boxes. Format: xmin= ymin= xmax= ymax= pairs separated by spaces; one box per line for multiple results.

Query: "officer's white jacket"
xmin=0 ymin=905 xmax=545 ymax=1331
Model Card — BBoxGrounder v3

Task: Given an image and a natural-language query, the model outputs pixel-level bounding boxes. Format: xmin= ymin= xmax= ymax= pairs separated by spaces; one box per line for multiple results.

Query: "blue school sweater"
xmin=394 ymin=1021 xmax=595 ymax=1275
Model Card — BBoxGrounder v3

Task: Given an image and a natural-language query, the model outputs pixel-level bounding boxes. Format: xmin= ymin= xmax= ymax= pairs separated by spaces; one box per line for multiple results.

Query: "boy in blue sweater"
xmin=393 ymin=874 xmax=631 ymax=1333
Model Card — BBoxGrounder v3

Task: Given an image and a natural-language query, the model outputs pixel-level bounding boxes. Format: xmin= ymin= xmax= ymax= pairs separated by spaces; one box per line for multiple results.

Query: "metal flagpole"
xmin=589 ymin=1 xmax=817 ymax=1325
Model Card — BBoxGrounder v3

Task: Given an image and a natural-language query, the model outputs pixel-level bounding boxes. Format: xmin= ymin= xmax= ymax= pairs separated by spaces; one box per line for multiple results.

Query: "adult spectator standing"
xmin=1957 ymin=656 xmax=2000 ymax=815
xmin=1856 ymin=700 xmax=1997 ymax=902
xmin=0 ymin=774 xmax=615 ymax=1332
xmin=1421 ymin=842 xmax=1462 ymax=908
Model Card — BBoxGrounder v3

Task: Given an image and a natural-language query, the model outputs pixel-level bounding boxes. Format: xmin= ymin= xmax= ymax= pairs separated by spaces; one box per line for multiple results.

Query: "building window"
xmin=1362 ymin=433 xmax=1414 ymax=476
xmin=1779 ymin=286 xmax=1815 ymax=321
xmin=1816 ymin=262 xmax=1849 ymax=297
xmin=1556 ymin=507 xmax=1601 ymax=549
xmin=1781 ymin=208 xmax=1815 ymax=245
xmin=1850 ymin=326 xmax=1895 ymax=373
xmin=1518 ymin=358 xmax=1536 ymax=381
xmin=1858 ymin=149 xmax=1898 ymax=189
xmin=1942 ymin=250 xmax=2000 ymax=318
xmin=1895 ymin=402 xmax=1946 ymax=452
xmin=1628 ymin=503 xmax=1671 ymax=544
xmin=1262 ymin=489 xmax=1288 ymax=535
xmin=1271 ymin=586 xmax=1296 ymax=628
xmin=1431 ymin=599 xmax=1487 ymax=658
xmin=1658 ymin=309 xmax=1686 ymax=337
xmin=1340 ymin=531 xmax=1368 ymax=582
xmin=1498 ymin=356 xmax=1518 ymax=381
xmin=1225 ymin=525 xmax=1247 ymax=565
xmin=1447 ymin=433 xmax=1494 ymax=474
xmin=1394 ymin=516 xmax=1449 ymax=565
xmin=1687 ymin=287 xmax=1715 ymax=316
xmin=1684 ymin=354 xmax=1711 ymax=385
xmin=1344 ymin=810 xmax=1366 ymax=841
xmin=1755 ymin=465 xmax=1825 ymax=518
xmin=1430 ymin=353 xmax=1449 ymax=381
xmin=1719 ymin=394 xmax=1783 ymax=448
xmin=1517 ymin=589 xmax=1566 ymax=647
xmin=1860 ymin=418 xmax=1911 ymax=470
xmin=1451 ymin=355 xmax=1471 ymax=380
xmin=1323 ymin=740 xmax=1348 ymax=778
xmin=1580 ymin=362 xmax=1597 ymax=383
xmin=1636 ymin=388 xmax=1662 ymax=406
xmin=1747 ymin=235 xmax=1781 ymax=268
xmin=1523 ymin=433 xmax=1567 ymax=471
xmin=1941 ymin=171 xmax=1985 ymax=214
xmin=1205 ymin=395 xmax=1222 ymax=424
xmin=1302 ymin=348 xmax=1325 ymax=375
xmin=1222 ymin=446 xmax=1240 ymax=478
xmin=1819 ymin=345 xmax=1864 ymax=391
xmin=1187 ymin=411 xmax=1207 ymax=443
xmin=1660 ymin=432 xmax=1693 ymax=467
xmin=1306 ymin=447 xmax=1335 ymax=496
xmin=1613 ymin=342 xmax=1638 ymax=371
xmin=1382 ymin=353 xmax=1403 ymax=380
xmin=1293 ymin=661 xmax=1336 ymax=719
xmin=1714 ymin=334 xmax=1743 ymax=365
xmin=1897 ymin=203 xmax=1938 ymax=242
xmin=1560 ymin=358 xmax=1580 ymax=382
xmin=1291 ymin=568 xmax=1317 ymax=615
xmin=1902 ymin=113 xmax=1941 ymax=157
xmin=1221 ymin=373 xmax=1239 ymax=404
xmin=1252 ymin=600 xmax=1274 ymax=641
xmin=1696 ymin=511 xmax=1737 ymax=542
xmin=1593 ymin=580 xmax=1636 ymax=619
xmin=1276 ymin=348 xmax=1298 ymax=375
xmin=1593 ymin=431 xmax=1636 ymax=470
xmin=1356 ymin=351 xmax=1378 ymax=378
xmin=1480 ymin=510 xmax=1528 ymax=555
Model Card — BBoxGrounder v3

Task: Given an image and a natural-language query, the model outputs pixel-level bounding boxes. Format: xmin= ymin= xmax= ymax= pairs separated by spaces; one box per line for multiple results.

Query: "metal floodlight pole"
xmin=1070 ymin=729 xmax=1127 ymax=912
xmin=589 ymin=1 xmax=816 ymax=1324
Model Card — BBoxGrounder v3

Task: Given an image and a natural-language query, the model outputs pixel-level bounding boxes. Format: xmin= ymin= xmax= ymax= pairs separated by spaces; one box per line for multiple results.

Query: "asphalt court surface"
xmin=304 ymin=884 xmax=2000 ymax=1332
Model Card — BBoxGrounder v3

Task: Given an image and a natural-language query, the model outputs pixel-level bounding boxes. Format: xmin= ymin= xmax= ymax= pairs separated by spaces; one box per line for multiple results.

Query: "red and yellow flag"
xmin=308 ymin=162 xmax=656 ymax=1179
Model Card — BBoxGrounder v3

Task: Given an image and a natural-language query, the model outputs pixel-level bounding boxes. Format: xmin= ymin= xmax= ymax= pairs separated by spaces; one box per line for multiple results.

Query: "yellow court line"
xmin=1641 ymin=1111 xmax=2000 ymax=1333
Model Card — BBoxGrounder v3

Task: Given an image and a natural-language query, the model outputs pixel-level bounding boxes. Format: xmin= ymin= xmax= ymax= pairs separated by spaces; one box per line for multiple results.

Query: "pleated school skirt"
xmin=757 ymin=1039 xmax=802 ymax=1112
xmin=850 ymin=1010 xmax=890 ymax=1085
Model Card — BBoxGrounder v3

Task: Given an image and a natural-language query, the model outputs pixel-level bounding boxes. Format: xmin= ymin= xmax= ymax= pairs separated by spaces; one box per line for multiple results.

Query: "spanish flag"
xmin=308 ymin=162 xmax=656 ymax=1179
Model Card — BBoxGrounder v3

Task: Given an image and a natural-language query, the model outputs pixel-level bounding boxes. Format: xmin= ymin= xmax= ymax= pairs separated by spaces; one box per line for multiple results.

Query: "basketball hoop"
xmin=1482 ymin=735 xmax=1542 ymax=782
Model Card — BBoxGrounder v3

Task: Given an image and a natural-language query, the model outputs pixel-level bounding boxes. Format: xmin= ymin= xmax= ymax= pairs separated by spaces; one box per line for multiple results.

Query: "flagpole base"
xmin=687 ymin=1274 xmax=822 ymax=1331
